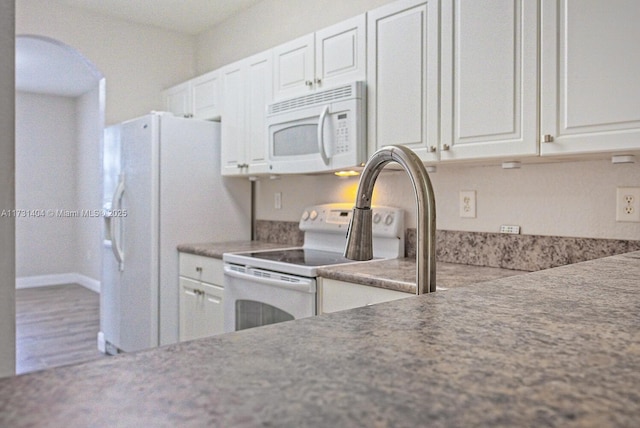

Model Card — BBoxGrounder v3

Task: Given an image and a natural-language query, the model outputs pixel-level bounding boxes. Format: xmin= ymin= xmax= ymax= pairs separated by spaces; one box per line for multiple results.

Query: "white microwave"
xmin=266 ymin=81 xmax=366 ymax=174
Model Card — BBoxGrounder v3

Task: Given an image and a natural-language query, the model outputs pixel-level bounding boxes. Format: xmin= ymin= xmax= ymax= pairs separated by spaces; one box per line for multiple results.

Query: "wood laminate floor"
xmin=16 ymin=284 xmax=109 ymax=375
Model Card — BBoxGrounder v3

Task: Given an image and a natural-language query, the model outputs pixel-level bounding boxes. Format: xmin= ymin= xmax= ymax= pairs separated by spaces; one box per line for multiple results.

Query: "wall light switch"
xmin=459 ymin=190 xmax=476 ymax=218
xmin=274 ymin=192 xmax=282 ymax=210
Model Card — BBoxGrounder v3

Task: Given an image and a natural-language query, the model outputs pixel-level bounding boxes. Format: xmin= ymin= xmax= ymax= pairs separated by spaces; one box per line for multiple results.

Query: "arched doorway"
xmin=15 ymin=35 xmax=107 ymax=374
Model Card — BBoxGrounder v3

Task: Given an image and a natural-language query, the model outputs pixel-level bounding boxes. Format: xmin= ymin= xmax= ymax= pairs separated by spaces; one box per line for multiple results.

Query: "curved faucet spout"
xmin=344 ymin=145 xmax=436 ymax=294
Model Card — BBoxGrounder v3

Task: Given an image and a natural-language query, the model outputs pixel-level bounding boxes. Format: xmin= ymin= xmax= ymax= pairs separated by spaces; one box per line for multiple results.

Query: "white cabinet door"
xmin=220 ymin=61 xmax=246 ymax=176
xmin=367 ymin=0 xmax=440 ymax=162
xmin=179 ymin=277 xmax=203 ymax=341
xmin=273 ymin=15 xmax=366 ymax=100
xmin=319 ymin=278 xmax=410 ymax=314
xmin=201 ymin=283 xmax=224 ymax=337
xmin=179 ymin=279 xmax=224 ymax=342
xmin=315 ymin=14 xmax=367 ymax=90
xmin=540 ymin=0 xmax=640 ymax=155
xmin=245 ymin=51 xmax=272 ymax=174
xmin=162 ymin=81 xmax=192 ymax=118
xmin=220 ymin=52 xmax=272 ymax=176
xmin=191 ymin=70 xmax=221 ymax=120
xmin=272 ymin=33 xmax=315 ymax=100
xmin=440 ymin=0 xmax=538 ymax=161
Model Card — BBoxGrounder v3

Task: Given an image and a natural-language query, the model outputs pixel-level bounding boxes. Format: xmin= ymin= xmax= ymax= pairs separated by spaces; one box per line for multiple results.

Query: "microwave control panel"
xmin=334 ymin=113 xmax=350 ymax=154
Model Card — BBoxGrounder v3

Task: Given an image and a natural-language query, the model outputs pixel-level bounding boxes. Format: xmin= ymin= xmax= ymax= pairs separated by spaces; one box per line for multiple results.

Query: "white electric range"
xmin=222 ymin=203 xmax=405 ymax=332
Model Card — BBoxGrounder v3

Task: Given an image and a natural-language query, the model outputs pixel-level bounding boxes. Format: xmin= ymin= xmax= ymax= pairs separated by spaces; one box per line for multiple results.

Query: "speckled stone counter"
xmin=317 ymin=258 xmax=527 ymax=293
xmin=2 ymin=251 xmax=639 ymax=427
xmin=179 ymin=241 xmax=526 ymax=294
xmin=177 ymin=240 xmax=290 ymax=259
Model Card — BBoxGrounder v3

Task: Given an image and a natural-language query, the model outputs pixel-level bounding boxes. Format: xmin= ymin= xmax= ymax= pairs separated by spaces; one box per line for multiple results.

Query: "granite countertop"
xmin=317 ymin=258 xmax=528 ymax=293
xmin=2 ymin=251 xmax=639 ymax=427
xmin=179 ymin=241 xmax=527 ymax=293
xmin=177 ymin=240 xmax=291 ymax=258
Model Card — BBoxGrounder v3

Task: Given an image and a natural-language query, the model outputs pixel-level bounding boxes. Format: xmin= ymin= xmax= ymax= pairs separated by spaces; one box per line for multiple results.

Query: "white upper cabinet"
xmin=440 ymin=0 xmax=539 ymax=161
xmin=367 ymin=0 xmax=440 ymax=162
xmin=540 ymin=0 xmax=640 ymax=156
xmin=162 ymin=70 xmax=222 ymax=120
xmin=244 ymin=51 xmax=272 ymax=173
xmin=191 ymin=70 xmax=221 ymax=120
xmin=273 ymin=33 xmax=315 ymax=100
xmin=220 ymin=61 xmax=245 ymax=176
xmin=220 ymin=50 xmax=272 ymax=176
xmin=315 ymin=15 xmax=367 ymax=90
xmin=162 ymin=81 xmax=192 ymax=118
xmin=273 ymin=14 xmax=366 ymax=100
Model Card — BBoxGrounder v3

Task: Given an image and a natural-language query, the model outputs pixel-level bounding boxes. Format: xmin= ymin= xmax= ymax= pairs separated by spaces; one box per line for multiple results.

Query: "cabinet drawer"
xmin=179 ymin=253 xmax=224 ymax=285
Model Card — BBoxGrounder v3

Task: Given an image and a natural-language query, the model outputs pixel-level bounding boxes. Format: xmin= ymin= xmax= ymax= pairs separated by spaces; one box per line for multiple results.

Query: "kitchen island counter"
xmin=3 ymin=251 xmax=639 ymax=427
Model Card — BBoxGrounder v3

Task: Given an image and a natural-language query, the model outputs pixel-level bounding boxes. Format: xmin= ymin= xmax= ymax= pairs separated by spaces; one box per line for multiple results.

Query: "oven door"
xmin=223 ymin=264 xmax=316 ymax=333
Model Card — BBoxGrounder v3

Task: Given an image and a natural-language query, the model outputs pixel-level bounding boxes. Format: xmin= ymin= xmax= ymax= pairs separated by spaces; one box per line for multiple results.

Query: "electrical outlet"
xmin=616 ymin=187 xmax=640 ymax=222
xmin=459 ymin=190 xmax=476 ymax=218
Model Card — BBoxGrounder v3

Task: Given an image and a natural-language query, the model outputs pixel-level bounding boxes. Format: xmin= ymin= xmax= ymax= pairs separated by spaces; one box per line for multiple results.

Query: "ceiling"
xmin=55 ymin=0 xmax=264 ymax=35
xmin=17 ymin=0 xmax=263 ymax=97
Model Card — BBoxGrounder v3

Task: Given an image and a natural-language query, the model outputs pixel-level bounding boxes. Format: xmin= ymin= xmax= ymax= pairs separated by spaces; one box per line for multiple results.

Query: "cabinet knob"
xmin=428 ymin=146 xmax=436 ymax=153
xmin=314 ymin=78 xmax=322 ymax=85
xmin=442 ymin=144 xmax=450 ymax=151
xmin=543 ymin=134 xmax=554 ymax=143
xmin=195 ymin=266 xmax=203 ymax=273
xmin=305 ymin=80 xmax=313 ymax=87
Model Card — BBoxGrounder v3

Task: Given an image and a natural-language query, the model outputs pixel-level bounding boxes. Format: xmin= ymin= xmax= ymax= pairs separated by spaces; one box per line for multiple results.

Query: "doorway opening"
xmin=15 ymin=35 xmax=106 ymax=374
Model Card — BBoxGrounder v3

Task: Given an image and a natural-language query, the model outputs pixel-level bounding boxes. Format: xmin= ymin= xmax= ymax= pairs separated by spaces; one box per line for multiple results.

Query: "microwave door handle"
xmin=317 ymin=105 xmax=330 ymax=165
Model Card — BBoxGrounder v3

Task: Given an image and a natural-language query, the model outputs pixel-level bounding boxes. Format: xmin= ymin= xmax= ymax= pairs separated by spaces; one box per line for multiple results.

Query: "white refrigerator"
xmin=100 ymin=112 xmax=250 ymax=354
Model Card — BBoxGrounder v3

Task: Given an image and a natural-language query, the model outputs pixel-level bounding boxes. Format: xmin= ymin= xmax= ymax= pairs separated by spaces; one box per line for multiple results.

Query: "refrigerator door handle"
xmin=110 ymin=173 xmax=125 ymax=271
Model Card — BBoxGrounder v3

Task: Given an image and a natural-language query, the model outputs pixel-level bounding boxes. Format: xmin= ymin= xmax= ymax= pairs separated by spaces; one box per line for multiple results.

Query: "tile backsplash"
xmin=256 ymin=220 xmax=640 ymax=271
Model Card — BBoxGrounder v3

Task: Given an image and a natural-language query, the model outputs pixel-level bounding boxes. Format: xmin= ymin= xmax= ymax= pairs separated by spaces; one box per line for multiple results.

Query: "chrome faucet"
xmin=344 ymin=145 xmax=436 ymax=294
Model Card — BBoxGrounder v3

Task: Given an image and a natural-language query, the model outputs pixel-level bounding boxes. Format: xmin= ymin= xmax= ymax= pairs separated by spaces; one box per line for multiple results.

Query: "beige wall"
xmin=15 ymin=92 xmax=79 ymax=277
xmin=16 ymin=0 xmax=196 ymax=125
xmin=196 ymin=0 xmax=393 ymax=72
xmin=256 ymin=159 xmax=640 ymax=240
xmin=0 ymin=0 xmax=15 ymax=378
xmin=75 ymin=83 xmax=104 ymax=281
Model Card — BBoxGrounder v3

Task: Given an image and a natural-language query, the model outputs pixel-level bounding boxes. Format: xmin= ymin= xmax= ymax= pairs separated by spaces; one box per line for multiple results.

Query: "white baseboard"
xmin=16 ymin=273 xmax=101 ymax=293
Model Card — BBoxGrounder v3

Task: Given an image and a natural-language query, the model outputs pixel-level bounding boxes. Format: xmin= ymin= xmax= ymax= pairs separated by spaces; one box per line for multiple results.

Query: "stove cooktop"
xmin=243 ymin=248 xmax=354 ymax=267
xmin=223 ymin=247 xmax=366 ymax=278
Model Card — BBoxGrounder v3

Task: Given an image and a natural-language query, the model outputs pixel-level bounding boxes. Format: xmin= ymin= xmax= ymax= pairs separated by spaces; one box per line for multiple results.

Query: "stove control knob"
xmin=301 ymin=211 xmax=310 ymax=221
xmin=384 ymin=214 xmax=394 ymax=226
xmin=309 ymin=210 xmax=318 ymax=221
xmin=373 ymin=213 xmax=382 ymax=224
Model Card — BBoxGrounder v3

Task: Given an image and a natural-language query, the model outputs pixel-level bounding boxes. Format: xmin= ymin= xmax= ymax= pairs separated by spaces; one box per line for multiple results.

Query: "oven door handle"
xmin=224 ymin=265 xmax=316 ymax=293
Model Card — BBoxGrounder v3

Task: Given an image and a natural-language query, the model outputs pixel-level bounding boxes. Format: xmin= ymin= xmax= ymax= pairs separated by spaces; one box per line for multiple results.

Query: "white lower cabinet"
xmin=178 ymin=253 xmax=225 ymax=341
xmin=319 ymin=277 xmax=411 ymax=314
